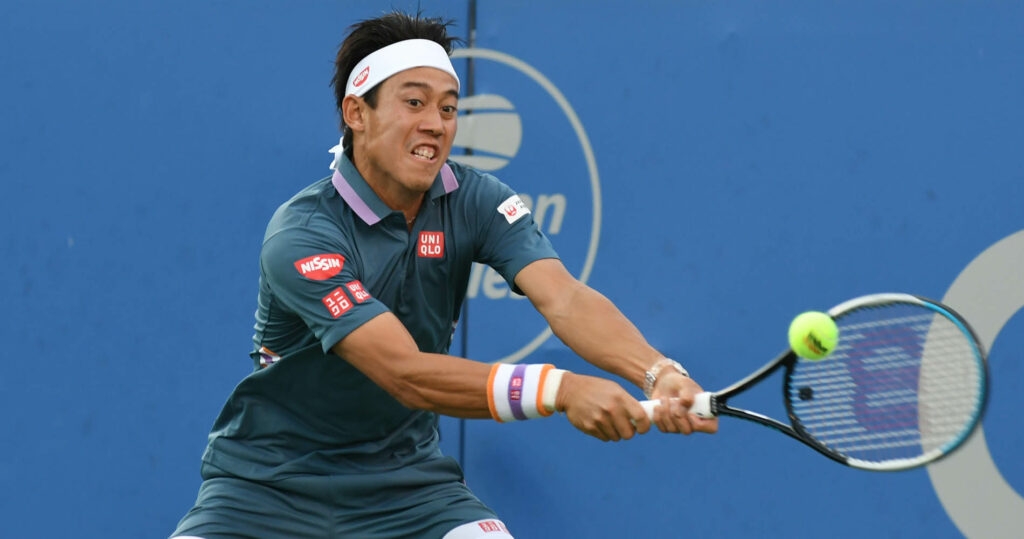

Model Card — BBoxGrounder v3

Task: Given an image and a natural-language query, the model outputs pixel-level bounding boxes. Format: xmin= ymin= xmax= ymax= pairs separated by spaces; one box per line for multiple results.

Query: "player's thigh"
xmin=171 ymin=476 xmax=329 ymax=539
xmin=342 ymin=476 xmax=504 ymax=538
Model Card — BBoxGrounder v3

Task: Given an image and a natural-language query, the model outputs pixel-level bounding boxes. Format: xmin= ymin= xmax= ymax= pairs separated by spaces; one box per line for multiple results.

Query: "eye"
xmin=441 ymin=105 xmax=458 ymax=115
xmin=407 ymin=99 xmax=423 ymax=107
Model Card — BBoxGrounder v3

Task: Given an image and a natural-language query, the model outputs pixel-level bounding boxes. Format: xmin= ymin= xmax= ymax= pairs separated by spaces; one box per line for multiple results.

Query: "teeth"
xmin=413 ymin=147 xmax=435 ymax=159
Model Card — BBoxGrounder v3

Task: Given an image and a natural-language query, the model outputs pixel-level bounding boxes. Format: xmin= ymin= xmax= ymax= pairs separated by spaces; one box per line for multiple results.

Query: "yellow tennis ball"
xmin=788 ymin=311 xmax=839 ymax=360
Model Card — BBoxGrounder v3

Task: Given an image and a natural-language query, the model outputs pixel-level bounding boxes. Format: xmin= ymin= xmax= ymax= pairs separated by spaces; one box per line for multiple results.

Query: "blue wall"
xmin=2 ymin=2 xmax=1022 ymax=537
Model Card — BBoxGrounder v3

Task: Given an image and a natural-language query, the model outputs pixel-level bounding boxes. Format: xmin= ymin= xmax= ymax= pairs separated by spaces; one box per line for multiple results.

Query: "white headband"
xmin=345 ymin=38 xmax=460 ymax=97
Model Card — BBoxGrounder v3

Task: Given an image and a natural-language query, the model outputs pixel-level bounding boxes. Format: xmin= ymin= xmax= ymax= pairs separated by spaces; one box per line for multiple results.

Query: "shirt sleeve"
xmin=260 ymin=226 xmax=390 ymax=354
xmin=469 ymin=172 xmax=560 ymax=293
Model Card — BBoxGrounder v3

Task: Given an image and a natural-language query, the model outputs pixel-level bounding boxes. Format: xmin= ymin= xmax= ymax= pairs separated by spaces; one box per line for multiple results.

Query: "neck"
xmin=352 ymin=150 xmax=426 ymax=225
xmin=375 ymin=182 xmax=425 ymax=227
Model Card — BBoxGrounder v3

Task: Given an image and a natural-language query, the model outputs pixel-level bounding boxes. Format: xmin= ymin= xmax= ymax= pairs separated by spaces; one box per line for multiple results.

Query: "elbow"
xmin=538 ymin=280 xmax=586 ymax=325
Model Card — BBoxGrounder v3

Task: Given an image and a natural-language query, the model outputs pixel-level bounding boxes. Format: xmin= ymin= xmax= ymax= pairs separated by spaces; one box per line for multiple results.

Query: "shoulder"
xmin=264 ymin=177 xmax=342 ymax=239
xmin=447 ymin=160 xmax=505 ymax=187
xmin=445 ymin=160 xmax=517 ymax=203
xmin=262 ymin=177 xmax=351 ymax=257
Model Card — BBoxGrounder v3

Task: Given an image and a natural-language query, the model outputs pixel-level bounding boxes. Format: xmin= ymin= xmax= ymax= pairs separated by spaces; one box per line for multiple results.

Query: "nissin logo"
xmin=294 ymin=254 xmax=345 ymax=280
xmin=353 ymin=66 xmax=370 ymax=88
xmin=449 ymin=48 xmax=602 ymax=365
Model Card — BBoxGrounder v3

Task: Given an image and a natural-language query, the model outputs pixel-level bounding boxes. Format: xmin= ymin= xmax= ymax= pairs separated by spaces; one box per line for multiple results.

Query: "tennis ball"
xmin=788 ymin=311 xmax=839 ymax=360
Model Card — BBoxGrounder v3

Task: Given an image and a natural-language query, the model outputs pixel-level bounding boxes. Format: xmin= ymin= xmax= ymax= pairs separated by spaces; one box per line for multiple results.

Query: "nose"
xmin=419 ymin=107 xmax=445 ymax=136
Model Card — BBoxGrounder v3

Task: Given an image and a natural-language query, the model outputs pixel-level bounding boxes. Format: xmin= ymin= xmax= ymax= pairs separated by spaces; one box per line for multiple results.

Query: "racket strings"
xmin=787 ymin=304 xmax=984 ymax=464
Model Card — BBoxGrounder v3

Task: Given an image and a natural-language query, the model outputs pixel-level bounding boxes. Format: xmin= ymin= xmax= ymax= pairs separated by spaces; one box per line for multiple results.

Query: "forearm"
xmin=545 ymin=282 xmax=662 ymax=389
xmin=330 ymin=313 xmax=494 ymax=418
xmin=389 ymin=353 xmax=495 ymax=418
xmin=334 ymin=312 xmax=568 ymax=421
xmin=337 ymin=344 xmax=495 ymax=418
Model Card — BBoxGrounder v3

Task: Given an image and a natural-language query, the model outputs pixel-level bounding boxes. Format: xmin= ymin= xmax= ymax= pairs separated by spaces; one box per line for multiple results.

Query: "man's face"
xmin=351 ymin=67 xmax=459 ymax=197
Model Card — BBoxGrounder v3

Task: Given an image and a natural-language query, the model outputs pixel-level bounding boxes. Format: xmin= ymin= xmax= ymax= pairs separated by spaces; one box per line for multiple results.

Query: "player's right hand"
xmin=555 ymin=372 xmax=650 ymax=441
xmin=649 ymin=371 xmax=719 ymax=435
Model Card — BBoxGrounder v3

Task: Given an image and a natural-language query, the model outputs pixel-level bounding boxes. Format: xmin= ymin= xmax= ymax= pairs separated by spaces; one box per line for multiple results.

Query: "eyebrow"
xmin=398 ymin=80 xmax=459 ymax=98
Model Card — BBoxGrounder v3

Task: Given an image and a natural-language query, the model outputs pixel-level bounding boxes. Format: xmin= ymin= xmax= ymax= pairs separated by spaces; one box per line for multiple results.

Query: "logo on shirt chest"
xmin=417 ymin=231 xmax=445 ymax=258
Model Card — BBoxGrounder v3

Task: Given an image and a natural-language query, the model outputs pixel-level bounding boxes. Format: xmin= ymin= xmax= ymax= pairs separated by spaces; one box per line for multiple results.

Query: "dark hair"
xmin=330 ymin=11 xmax=461 ymax=144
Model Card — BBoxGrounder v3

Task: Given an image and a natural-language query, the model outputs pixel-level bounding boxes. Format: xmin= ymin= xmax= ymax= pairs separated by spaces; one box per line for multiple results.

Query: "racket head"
xmin=783 ymin=293 xmax=988 ymax=471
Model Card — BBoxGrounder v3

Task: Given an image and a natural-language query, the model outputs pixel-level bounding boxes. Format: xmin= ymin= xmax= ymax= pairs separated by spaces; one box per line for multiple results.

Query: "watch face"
xmin=644 ymin=360 xmax=688 ymax=398
xmin=643 ymin=372 xmax=657 ymax=397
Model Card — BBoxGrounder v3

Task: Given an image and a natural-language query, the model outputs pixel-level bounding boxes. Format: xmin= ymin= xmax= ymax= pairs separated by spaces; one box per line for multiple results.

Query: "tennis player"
xmin=171 ymin=10 xmax=717 ymax=539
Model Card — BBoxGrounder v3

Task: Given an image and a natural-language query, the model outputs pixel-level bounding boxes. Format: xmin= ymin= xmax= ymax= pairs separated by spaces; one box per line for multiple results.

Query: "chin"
xmin=413 ymin=162 xmax=444 ymax=183
xmin=398 ymin=171 xmax=436 ymax=192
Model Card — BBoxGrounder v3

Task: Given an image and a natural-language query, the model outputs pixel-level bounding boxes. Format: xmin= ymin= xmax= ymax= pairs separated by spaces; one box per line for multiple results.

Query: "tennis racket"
xmin=641 ymin=293 xmax=988 ymax=471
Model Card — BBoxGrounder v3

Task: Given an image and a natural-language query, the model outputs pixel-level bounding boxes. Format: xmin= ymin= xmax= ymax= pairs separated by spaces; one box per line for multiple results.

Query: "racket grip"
xmin=640 ymin=392 xmax=714 ymax=419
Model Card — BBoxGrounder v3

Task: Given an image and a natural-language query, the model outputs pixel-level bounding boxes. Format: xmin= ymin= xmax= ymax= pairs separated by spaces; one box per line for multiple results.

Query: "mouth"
xmin=411 ymin=144 xmax=438 ymax=162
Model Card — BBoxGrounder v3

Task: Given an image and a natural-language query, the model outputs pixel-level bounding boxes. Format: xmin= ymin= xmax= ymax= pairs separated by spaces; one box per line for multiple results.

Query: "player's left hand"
xmin=649 ymin=372 xmax=719 ymax=435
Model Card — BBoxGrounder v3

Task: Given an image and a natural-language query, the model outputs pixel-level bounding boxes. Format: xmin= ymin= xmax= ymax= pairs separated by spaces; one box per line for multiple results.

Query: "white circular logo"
xmin=928 ymin=229 xmax=1024 ymax=537
xmin=450 ymin=48 xmax=602 ymax=364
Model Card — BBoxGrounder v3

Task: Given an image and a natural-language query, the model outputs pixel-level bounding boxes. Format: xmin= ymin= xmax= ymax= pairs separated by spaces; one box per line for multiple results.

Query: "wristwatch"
xmin=643 ymin=358 xmax=689 ymax=399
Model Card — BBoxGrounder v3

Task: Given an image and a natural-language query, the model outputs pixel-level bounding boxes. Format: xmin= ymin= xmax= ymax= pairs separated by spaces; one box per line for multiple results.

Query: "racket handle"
xmin=640 ymin=392 xmax=714 ymax=419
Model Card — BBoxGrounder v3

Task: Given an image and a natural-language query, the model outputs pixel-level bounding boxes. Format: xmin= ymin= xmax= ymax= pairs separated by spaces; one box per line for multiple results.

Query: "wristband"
xmin=487 ymin=364 xmax=567 ymax=422
xmin=642 ymin=358 xmax=688 ymax=399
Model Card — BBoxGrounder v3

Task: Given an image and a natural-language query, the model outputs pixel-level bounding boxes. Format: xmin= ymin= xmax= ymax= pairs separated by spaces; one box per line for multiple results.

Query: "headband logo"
xmin=353 ymin=66 xmax=370 ymax=88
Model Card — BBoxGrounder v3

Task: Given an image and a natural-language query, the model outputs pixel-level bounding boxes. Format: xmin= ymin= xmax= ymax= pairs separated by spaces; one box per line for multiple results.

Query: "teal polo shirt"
xmin=200 ymin=153 xmax=558 ymax=487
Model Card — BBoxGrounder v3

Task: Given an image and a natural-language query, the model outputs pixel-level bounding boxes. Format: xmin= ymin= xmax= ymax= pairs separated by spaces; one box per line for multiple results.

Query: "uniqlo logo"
xmin=509 ymin=379 xmax=524 ymax=403
xmin=477 ymin=520 xmax=508 ymax=533
xmin=417 ymin=231 xmax=444 ymax=258
xmin=321 ymin=288 xmax=353 ymax=318
xmin=510 ymin=375 xmax=523 ymax=401
xmin=345 ymin=280 xmax=371 ymax=303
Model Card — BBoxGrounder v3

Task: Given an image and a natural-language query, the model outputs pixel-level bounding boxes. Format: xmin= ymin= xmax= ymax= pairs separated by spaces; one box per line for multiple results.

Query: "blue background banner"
xmin=2 ymin=2 xmax=1022 ymax=537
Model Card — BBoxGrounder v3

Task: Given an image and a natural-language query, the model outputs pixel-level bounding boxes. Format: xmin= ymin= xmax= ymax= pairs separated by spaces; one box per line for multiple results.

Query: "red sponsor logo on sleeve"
xmin=294 ymin=254 xmax=345 ymax=280
xmin=418 ymin=231 xmax=444 ymax=258
xmin=345 ymin=280 xmax=371 ymax=303
xmin=321 ymin=287 xmax=353 ymax=318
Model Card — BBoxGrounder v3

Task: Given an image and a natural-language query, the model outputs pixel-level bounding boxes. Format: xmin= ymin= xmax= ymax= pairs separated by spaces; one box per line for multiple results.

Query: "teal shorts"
xmin=171 ymin=461 xmax=499 ymax=539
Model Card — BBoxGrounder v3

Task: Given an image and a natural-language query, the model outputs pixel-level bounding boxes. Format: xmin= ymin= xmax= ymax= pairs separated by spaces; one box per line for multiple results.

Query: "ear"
xmin=342 ymin=95 xmax=366 ymax=133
